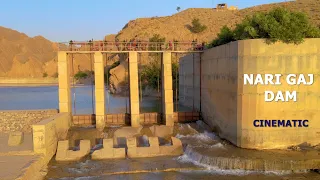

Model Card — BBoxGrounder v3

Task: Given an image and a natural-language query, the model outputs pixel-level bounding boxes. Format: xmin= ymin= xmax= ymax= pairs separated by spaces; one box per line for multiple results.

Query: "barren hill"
xmin=0 ymin=26 xmax=57 ymax=77
xmin=114 ymin=0 xmax=320 ymax=42
xmin=1 ymin=0 xmax=320 ymax=78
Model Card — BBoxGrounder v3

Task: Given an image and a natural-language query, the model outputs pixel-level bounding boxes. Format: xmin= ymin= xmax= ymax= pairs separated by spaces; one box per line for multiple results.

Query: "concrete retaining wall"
xmin=179 ymin=53 xmax=201 ymax=110
xmin=179 ymin=39 xmax=320 ymax=149
xmin=32 ymin=113 xmax=71 ymax=162
xmin=0 ymin=109 xmax=58 ymax=133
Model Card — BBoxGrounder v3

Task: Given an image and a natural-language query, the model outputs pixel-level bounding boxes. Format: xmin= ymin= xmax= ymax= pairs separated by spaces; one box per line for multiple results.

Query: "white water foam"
xmin=54 ymin=177 xmax=98 ymax=180
xmin=67 ymin=168 xmax=83 ymax=174
xmin=209 ymin=142 xmax=225 ymax=149
xmin=176 ymin=147 xmax=293 ymax=176
xmin=176 ymin=131 xmax=217 ymax=143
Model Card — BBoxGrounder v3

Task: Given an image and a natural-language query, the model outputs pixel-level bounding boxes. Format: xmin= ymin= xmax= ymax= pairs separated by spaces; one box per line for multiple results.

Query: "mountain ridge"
xmin=1 ymin=0 xmax=320 ymax=78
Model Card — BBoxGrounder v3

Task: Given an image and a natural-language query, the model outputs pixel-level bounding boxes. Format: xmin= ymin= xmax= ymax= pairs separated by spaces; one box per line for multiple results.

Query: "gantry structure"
xmin=57 ymin=41 xmax=203 ymax=130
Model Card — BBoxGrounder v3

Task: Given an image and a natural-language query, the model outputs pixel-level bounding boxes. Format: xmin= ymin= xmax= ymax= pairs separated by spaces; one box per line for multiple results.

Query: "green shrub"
xmin=141 ymin=59 xmax=161 ymax=90
xmin=140 ymin=59 xmax=179 ymax=90
xmin=189 ymin=18 xmax=207 ymax=33
xmin=42 ymin=72 xmax=48 ymax=78
xmin=149 ymin=34 xmax=166 ymax=51
xmin=149 ymin=34 xmax=166 ymax=42
xmin=74 ymin=71 xmax=88 ymax=80
xmin=208 ymin=7 xmax=320 ymax=48
xmin=207 ymin=26 xmax=235 ymax=48
xmin=52 ymin=72 xmax=58 ymax=78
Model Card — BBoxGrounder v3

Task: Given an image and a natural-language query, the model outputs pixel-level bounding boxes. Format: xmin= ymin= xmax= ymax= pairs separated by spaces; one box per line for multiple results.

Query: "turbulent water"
xmin=44 ymin=122 xmax=319 ymax=180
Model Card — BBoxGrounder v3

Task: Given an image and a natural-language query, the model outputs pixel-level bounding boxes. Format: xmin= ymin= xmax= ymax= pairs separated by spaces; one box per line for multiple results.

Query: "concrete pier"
xmin=129 ymin=52 xmax=141 ymax=127
xmin=94 ymin=52 xmax=106 ymax=130
xmin=57 ymin=51 xmax=180 ymax=128
xmin=162 ymin=52 xmax=174 ymax=126
xmin=58 ymin=52 xmax=71 ymax=114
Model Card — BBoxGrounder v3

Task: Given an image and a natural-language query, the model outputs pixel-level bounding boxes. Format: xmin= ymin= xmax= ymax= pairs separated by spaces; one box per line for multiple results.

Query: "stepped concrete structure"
xmin=92 ymin=139 xmax=126 ymax=160
xmin=127 ymin=136 xmax=183 ymax=158
xmin=8 ymin=132 xmax=24 ymax=146
xmin=55 ymin=140 xmax=91 ymax=161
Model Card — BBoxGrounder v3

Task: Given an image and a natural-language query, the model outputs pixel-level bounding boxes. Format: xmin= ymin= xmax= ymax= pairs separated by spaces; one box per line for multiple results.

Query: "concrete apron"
xmin=62 ymin=124 xmax=320 ymax=172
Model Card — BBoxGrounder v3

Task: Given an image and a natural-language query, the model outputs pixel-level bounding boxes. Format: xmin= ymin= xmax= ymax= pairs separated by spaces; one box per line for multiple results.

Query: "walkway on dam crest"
xmin=56 ymin=40 xmax=205 ymax=53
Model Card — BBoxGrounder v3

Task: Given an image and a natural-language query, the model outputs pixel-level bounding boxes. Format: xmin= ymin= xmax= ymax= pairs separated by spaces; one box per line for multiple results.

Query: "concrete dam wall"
xmin=179 ymin=39 xmax=320 ymax=149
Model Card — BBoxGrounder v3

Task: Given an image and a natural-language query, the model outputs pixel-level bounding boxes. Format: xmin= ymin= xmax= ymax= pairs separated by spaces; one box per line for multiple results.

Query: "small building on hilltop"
xmin=213 ymin=3 xmax=238 ymax=11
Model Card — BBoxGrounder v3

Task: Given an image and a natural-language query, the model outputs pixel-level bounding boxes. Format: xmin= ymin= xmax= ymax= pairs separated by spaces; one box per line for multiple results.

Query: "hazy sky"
xmin=0 ymin=0 xmax=286 ymax=42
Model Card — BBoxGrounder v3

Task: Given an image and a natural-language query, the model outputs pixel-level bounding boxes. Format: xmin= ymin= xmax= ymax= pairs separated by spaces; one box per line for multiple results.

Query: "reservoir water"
xmin=0 ymin=85 xmax=188 ymax=113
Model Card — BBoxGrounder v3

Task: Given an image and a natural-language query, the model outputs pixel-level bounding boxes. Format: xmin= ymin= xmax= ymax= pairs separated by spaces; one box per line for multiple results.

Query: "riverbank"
xmin=0 ymin=78 xmax=94 ymax=87
xmin=0 ymin=78 xmax=58 ymax=87
xmin=0 ymin=83 xmax=58 ymax=87
xmin=0 ymin=83 xmax=91 ymax=87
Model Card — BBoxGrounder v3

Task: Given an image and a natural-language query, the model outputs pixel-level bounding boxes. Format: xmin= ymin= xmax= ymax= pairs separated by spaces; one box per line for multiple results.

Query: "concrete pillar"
xmin=94 ymin=52 xmax=106 ymax=130
xmin=162 ymin=52 xmax=174 ymax=126
xmin=58 ymin=52 xmax=71 ymax=114
xmin=129 ymin=52 xmax=140 ymax=127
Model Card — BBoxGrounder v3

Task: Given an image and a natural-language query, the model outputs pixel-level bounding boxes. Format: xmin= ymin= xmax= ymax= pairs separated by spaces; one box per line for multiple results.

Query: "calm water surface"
xmin=0 ymin=85 xmax=189 ymax=114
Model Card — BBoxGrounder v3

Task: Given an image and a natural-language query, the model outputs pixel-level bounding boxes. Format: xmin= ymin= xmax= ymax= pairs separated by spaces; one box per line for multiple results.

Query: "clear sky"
xmin=0 ymin=0 xmax=286 ymax=42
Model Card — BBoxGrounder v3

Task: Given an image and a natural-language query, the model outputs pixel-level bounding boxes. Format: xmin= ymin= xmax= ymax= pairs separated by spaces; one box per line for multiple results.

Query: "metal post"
xmin=71 ymin=54 xmax=76 ymax=115
xmin=90 ymin=53 xmax=94 ymax=114
xmin=175 ymin=53 xmax=178 ymax=112
xmin=106 ymin=53 xmax=110 ymax=113
xmin=139 ymin=53 xmax=143 ymax=102
xmin=126 ymin=53 xmax=128 ymax=114
xmin=192 ymin=53 xmax=195 ymax=111
xmin=199 ymin=52 xmax=202 ymax=113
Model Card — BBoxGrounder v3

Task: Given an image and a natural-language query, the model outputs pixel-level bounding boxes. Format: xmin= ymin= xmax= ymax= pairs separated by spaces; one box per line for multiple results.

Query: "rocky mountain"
xmin=0 ymin=26 xmax=57 ymax=77
xmin=1 ymin=0 xmax=319 ymax=79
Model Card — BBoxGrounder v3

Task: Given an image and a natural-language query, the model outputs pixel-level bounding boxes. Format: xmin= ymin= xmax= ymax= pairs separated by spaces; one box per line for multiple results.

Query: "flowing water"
xmin=44 ymin=123 xmax=319 ymax=180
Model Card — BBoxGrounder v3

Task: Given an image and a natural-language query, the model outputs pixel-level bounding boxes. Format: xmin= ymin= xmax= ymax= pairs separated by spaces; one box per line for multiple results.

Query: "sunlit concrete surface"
xmin=0 ymin=155 xmax=45 ymax=180
xmin=92 ymin=138 xmax=126 ymax=160
xmin=56 ymin=140 xmax=91 ymax=161
xmin=180 ymin=38 xmax=320 ymax=149
xmin=129 ymin=52 xmax=141 ymax=127
xmin=94 ymin=52 xmax=106 ymax=130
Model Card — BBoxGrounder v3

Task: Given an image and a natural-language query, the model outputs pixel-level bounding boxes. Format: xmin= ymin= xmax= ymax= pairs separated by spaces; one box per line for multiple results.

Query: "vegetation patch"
xmin=74 ymin=71 xmax=88 ymax=80
xmin=52 ymin=72 xmax=58 ymax=78
xmin=140 ymin=60 xmax=179 ymax=91
xmin=188 ymin=18 xmax=207 ymax=33
xmin=149 ymin=34 xmax=166 ymax=51
xmin=207 ymin=7 xmax=320 ymax=48
xmin=42 ymin=72 xmax=48 ymax=78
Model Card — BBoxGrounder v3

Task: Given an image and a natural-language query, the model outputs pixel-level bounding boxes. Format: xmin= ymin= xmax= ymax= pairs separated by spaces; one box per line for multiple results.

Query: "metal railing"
xmin=56 ymin=41 xmax=206 ymax=52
